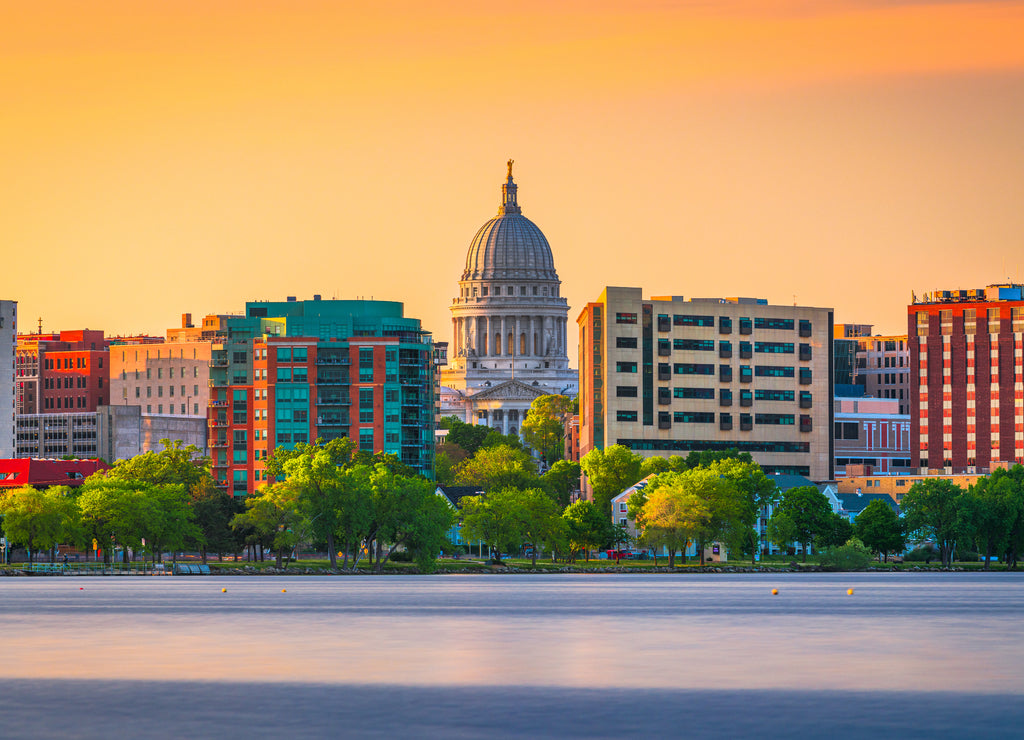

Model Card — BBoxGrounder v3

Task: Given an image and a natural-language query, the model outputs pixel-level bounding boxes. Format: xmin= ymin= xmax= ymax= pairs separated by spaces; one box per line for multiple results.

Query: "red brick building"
xmin=16 ymin=330 xmax=111 ymax=414
xmin=908 ymin=284 xmax=1024 ymax=473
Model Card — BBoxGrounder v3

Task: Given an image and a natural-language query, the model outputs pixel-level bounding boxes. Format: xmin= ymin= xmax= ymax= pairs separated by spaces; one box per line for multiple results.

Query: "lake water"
xmin=2 ymin=572 xmax=1022 ymax=738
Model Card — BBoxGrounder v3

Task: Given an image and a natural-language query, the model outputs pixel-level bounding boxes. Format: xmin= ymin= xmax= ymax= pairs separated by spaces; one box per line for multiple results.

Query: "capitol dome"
xmin=461 ymin=163 xmax=558 ymax=282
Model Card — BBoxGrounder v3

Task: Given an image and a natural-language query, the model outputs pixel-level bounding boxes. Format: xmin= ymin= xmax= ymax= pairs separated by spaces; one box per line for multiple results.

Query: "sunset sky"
xmin=3 ymin=1 xmax=1024 ymax=362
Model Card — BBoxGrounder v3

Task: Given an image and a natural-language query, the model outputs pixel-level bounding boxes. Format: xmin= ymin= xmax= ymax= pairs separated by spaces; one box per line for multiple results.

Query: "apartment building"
xmin=15 ymin=329 xmax=110 ymax=414
xmin=209 ymin=297 xmax=435 ymax=496
xmin=834 ymin=323 xmax=911 ymax=414
xmin=578 ymin=287 xmax=834 ymax=481
xmin=909 ymin=283 xmax=1024 ymax=473
xmin=0 ymin=301 xmax=16 ymax=457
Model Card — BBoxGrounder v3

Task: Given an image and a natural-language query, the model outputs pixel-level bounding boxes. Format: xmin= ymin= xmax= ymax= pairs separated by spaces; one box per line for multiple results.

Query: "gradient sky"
xmin=3 ymin=1 xmax=1024 ymax=362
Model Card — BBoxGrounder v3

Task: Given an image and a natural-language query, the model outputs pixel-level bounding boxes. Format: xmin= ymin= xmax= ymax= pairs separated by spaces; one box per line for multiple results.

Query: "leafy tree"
xmin=335 ymin=466 xmax=375 ymax=569
xmin=562 ymin=499 xmax=610 ymax=562
xmin=674 ymin=467 xmax=745 ymax=565
xmin=434 ymin=442 xmax=469 ymax=486
xmin=681 ymin=449 xmax=753 ymax=470
xmin=900 ymin=478 xmax=964 ymax=567
xmin=366 ymin=465 xmax=453 ymax=572
xmin=541 ymin=459 xmax=581 ymax=509
xmin=454 ymin=444 xmax=539 ymax=491
xmin=706 ymin=458 xmax=779 ymax=563
xmin=187 ymin=478 xmax=242 ymax=563
xmin=766 ymin=511 xmax=797 ymax=555
xmin=580 ymin=445 xmax=643 ymax=518
xmin=515 ymin=487 xmax=565 ymax=566
xmin=639 ymin=456 xmax=670 ymax=478
xmin=275 ymin=438 xmax=356 ymax=569
xmin=819 ymin=513 xmax=856 ymax=550
xmin=440 ymin=417 xmax=492 ymax=455
xmin=0 ymin=486 xmax=78 ymax=562
xmin=521 ymin=394 xmax=573 ymax=464
xmin=964 ymin=470 xmax=1024 ymax=569
xmin=105 ymin=439 xmax=210 ymax=488
xmin=635 ymin=477 xmax=710 ymax=567
xmin=772 ymin=486 xmax=833 ymax=561
xmin=459 ymin=489 xmax=526 ymax=563
xmin=480 ymin=428 xmax=524 ymax=451
xmin=231 ymin=483 xmax=304 ymax=568
xmin=854 ymin=500 xmax=906 ymax=562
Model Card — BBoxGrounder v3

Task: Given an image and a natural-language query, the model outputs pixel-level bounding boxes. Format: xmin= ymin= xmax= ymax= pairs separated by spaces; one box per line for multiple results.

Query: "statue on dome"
xmin=507 ymin=159 xmax=514 ymax=179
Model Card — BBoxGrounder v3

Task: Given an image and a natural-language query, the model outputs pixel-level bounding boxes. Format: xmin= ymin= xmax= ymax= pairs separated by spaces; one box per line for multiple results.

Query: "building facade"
xmin=440 ymin=163 xmax=577 ymax=435
xmin=0 ymin=301 xmax=16 ymax=458
xmin=578 ymin=287 xmax=834 ymax=480
xmin=209 ymin=297 xmax=435 ymax=496
xmin=15 ymin=329 xmax=110 ymax=414
xmin=833 ymin=396 xmax=912 ymax=476
xmin=835 ymin=324 xmax=911 ymax=415
xmin=110 ymin=337 xmax=214 ymax=418
xmin=908 ymin=283 xmax=1024 ymax=473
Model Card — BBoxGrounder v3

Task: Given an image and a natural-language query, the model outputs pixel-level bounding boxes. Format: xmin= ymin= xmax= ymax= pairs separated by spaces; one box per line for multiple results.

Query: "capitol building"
xmin=440 ymin=162 xmax=578 ymax=436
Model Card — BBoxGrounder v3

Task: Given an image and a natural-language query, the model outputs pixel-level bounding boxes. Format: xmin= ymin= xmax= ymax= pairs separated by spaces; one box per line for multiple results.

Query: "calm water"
xmin=2 ymin=573 xmax=1022 ymax=738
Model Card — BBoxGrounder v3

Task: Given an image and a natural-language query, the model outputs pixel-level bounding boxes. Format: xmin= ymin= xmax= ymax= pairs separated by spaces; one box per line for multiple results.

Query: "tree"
xmin=515 ymin=487 xmax=565 ymax=566
xmin=772 ymin=486 xmax=833 ymax=562
xmin=434 ymin=442 xmax=469 ymax=486
xmin=275 ymin=438 xmax=356 ymax=569
xmin=440 ymin=417 xmax=492 ymax=455
xmin=964 ymin=469 xmax=1024 ymax=569
xmin=521 ymin=394 xmax=573 ymax=464
xmin=853 ymin=500 xmax=905 ymax=562
xmin=366 ymin=465 xmax=453 ymax=572
xmin=706 ymin=458 xmax=779 ymax=564
xmin=766 ymin=511 xmax=797 ymax=555
xmin=580 ymin=445 xmax=643 ymax=518
xmin=542 ymin=459 xmax=581 ymax=508
xmin=900 ymin=478 xmax=963 ymax=567
xmin=0 ymin=486 xmax=77 ymax=562
xmin=187 ymin=478 xmax=243 ymax=563
xmin=105 ymin=439 xmax=210 ymax=489
xmin=231 ymin=483 xmax=304 ymax=568
xmin=819 ymin=513 xmax=856 ymax=550
xmin=459 ymin=489 xmax=526 ymax=563
xmin=454 ymin=444 xmax=539 ymax=491
xmin=639 ymin=456 xmax=670 ymax=478
xmin=562 ymin=500 xmax=610 ymax=562
xmin=672 ymin=467 xmax=745 ymax=565
xmin=635 ymin=477 xmax=710 ymax=567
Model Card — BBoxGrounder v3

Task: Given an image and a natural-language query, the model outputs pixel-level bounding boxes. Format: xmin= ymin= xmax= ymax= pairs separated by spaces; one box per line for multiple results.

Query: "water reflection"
xmin=2 ymin=574 xmax=1022 ymax=694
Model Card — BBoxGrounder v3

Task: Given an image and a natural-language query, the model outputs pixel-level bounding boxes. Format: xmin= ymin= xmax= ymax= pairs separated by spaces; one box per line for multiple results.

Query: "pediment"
xmin=470 ymin=379 xmax=549 ymax=401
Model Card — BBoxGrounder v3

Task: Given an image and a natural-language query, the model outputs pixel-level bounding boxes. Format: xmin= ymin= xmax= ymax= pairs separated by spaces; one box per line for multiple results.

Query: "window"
xmin=719 ymin=388 xmax=732 ymax=406
xmin=674 ymin=363 xmax=714 ymax=375
xmin=754 ymin=366 xmax=794 ymax=378
xmin=799 ymin=367 xmax=813 ymax=385
xmin=739 ymin=341 xmax=752 ymax=358
xmin=756 ymin=413 xmax=794 ymax=425
xmin=616 ymin=362 xmax=637 ymax=373
xmin=673 ymin=314 xmax=714 ymax=327
xmin=754 ymin=342 xmax=794 ymax=354
xmin=719 ymin=316 xmax=732 ymax=334
xmin=359 ymin=388 xmax=374 ymax=423
xmin=658 ymin=338 xmax=671 ymax=356
xmin=276 ymin=367 xmax=292 ymax=381
xmin=615 ymin=313 xmax=638 ymax=324
xmin=674 ymin=339 xmax=714 ymax=352
xmin=616 ymin=336 xmax=638 ymax=349
xmin=675 ymin=387 xmax=715 ymax=400
xmin=719 ymin=341 xmax=732 ymax=358
xmin=754 ymin=318 xmax=794 ymax=330
xmin=617 ymin=410 xmax=638 ymax=422
xmin=755 ymin=389 xmax=794 ymax=402
xmin=799 ymin=319 xmax=812 ymax=337
xmin=616 ymin=386 xmax=638 ymax=397
xmin=739 ymin=318 xmax=752 ymax=334
xmin=739 ymin=389 xmax=752 ymax=407
xmin=657 ymin=315 xmax=671 ymax=332
xmin=359 ymin=429 xmax=375 ymax=450
xmin=674 ymin=412 xmax=714 ymax=423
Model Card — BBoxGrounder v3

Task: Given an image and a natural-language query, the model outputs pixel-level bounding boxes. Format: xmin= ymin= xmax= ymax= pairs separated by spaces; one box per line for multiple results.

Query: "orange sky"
xmin=3 ymin=1 xmax=1024 ymax=360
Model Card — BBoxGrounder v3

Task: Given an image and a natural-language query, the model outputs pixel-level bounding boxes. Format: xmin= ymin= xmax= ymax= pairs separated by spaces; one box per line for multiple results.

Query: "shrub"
xmin=952 ymin=548 xmax=979 ymax=563
xmin=904 ymin=545 xmax=939 ymax=562
xmin=819 ymin=537 xmax=873 ymax=571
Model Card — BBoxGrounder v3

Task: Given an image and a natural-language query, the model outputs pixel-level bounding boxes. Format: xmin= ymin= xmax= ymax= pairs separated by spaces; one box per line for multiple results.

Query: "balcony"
xmin=210 ymin=438 xmax=228 ymax=448
xmin=209 ymin=358 xmax=229 ymax=368
xmin=316 ymin=356 xmax=350 ymax=366
xmin=209 ymin=399 xmax=229 ymax=408
xmin=209 ymin=418 xmax=228 ymax=428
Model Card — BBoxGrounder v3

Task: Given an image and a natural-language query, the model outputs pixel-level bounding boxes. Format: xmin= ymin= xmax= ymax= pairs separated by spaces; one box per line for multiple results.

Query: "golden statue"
xmin=507 ymin=159 xmax=514 ymax=178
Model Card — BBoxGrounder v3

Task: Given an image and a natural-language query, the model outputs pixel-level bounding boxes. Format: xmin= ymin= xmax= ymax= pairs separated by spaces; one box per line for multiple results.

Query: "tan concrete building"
xmin=110 ymin=338 xmax=213 ymax=419
xmin=837 ymin=470 xmax=986 ymax=506
xmin=578 ymin=288 xmax=834 ymax=480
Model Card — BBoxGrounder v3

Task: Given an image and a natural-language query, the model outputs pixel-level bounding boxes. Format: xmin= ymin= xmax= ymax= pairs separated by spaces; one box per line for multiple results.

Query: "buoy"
xmin=771 ymin=588 xmax=778 ymax=595
xmin=79 ymin=587 xmax=83 ymax=590
xmin=222 ymin=588 xmax=227 ymax=593
xmin=847 ymin=588 xmax=854 ymax=596
xmin=282 ymin=588 xmax=287 ymax=593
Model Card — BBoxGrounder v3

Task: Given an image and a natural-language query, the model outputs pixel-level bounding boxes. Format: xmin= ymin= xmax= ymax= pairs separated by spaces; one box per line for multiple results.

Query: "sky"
xmin=3 ymin=0 xmax=1024 ymax=363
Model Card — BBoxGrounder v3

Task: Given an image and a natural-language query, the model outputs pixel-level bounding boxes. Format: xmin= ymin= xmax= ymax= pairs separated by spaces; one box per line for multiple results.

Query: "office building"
xmin=578 ymin=287 xmax=834 ymax=481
